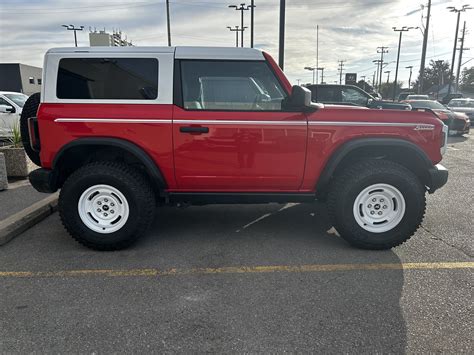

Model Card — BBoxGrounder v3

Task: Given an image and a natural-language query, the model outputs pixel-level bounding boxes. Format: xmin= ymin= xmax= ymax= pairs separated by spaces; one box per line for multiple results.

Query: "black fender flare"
xmin=315 ymin=138 xmax=433 ymax=194
xmin=53 ymin=137 xmax=168 ymax=189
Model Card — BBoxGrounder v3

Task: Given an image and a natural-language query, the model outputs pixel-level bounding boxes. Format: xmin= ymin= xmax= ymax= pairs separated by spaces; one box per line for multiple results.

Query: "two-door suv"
xmin=22 ymin=46 xmax=448 ymax=251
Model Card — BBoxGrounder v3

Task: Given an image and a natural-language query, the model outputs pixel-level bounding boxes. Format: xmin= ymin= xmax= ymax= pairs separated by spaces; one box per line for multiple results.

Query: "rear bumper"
xmin=29 ymin=168 xmax=58 ymax=193
xmin=427 ymin=164 xmax=448 ymax=194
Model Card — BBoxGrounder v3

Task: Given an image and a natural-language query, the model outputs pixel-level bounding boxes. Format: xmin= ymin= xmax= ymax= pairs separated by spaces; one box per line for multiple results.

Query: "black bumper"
xmin=427 ymin=164 xmax=448 ymax=194
xmin=29 ymin=168 xmax=58 ymax=193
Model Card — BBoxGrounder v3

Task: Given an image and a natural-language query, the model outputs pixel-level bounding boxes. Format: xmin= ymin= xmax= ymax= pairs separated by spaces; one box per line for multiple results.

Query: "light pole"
xmin=229 ymin=3 xmax=249 ymax=47
xmin=377 ymin=47 xmax=388 ymax=91
xmin=62 ymin=24 xmax=84 ymax=47
xmin=166 ymin=0 xmax=171 ymax=46
xmin=304 ymin=66 xmax=316 ymax=84
xmin=317 ymin=67 xmax=324 ymax=84
xmin=419 ymin=0 xmax=431 ymax=94
xmin=435 ymin=60 xmax=443 ymax=100
xmin=296 ymin=79 xmax=301 ymax=86
xmin=405 ymin=66 xmax=413 ymax=89
xmin=373 ymin=59 xmax=382 ymax=91
xmin=278 ymin=0 xmax=285 ymax=69
xmin=392 ymin=26 xmax=417 ymax=100
xmin=446 ymin=4 xmax=472 ymax=94
xmin=227 ymin=26 xmax=242 ymax=47
xmin=384 ymin=70 xmax=391 ymax=84
xmin=248 ymin=0 xmax=256 ymax=48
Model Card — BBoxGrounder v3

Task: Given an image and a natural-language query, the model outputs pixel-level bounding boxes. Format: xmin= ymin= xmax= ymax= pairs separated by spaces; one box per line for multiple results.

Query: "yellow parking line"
xmin=0 ymin=262 xmax=472 ymax=278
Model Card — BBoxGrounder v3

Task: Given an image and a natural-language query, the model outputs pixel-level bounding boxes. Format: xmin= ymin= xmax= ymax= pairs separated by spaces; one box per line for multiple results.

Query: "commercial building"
xmin=89 ymin=30 xmax=133 ymax=47
xmin=0 ymin=63 xmax=42 ymax=96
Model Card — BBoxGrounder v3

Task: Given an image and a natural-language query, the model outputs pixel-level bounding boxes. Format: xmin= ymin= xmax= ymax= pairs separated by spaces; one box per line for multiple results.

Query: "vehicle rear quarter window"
xmin=57 ymin=58 xmax=158 ymax=100
xmin=180 ymin=60 xmax=286 ymax=111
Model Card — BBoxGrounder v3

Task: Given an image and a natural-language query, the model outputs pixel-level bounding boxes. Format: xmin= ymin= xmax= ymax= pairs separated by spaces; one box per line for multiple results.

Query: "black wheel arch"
xmin=52 ymin=137 xmax=168 ymax=195
xmin=315 ymin=138 xmax=434 ymax=197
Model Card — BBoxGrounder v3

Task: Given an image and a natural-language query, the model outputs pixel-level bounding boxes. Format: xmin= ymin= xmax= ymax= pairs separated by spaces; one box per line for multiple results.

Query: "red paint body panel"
xmin=37 ymin=103 xmax=177 ymax=189
xmin=172 ymin=106 xmax=307 ymax=191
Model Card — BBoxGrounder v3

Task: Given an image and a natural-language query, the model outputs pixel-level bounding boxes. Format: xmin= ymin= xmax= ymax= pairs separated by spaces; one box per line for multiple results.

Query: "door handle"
xmin=180 ymin=126 xmax=209 ymax=134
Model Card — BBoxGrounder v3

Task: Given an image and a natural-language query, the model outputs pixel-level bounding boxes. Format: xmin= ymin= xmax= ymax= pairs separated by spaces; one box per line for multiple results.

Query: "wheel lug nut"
xmin=370 ymin=211 xmax=375 ymax=215
xmin=97 ymin=209 xmax=101 ymax=212
xmin=380 ymin=198 xmax=384 ymax=202
xmin=97 ymin=201 xmax=102 ymax=205
xmin=378 ymin=211 xmax=383 ymax=215
xmin=110 ymin=203 xmax=115 ymax=207
xmin=372 ymin=198 xmax=376 ymax=202
xmin=383 ymin=205 xmax=387 ymax=209
xmin=104 ymin=213 xmax=108 ymax=217
xmin=110 ymin=210 xmax=114 ymax=214
xmin=368 ymin=204 xmax=372 ymax=208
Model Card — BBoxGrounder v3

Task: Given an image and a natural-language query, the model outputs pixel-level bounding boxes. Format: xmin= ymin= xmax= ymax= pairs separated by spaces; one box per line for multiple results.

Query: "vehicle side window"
xmin=180 ymin=60 xmax=286 ymax=111
xmin=0 ymin=98 xmax=10 ymax=106
xmin=57 ymin=58 xmax=158 ymax=100
xmin=317 ymin=87 xmax=339 ymax=102
xmin=341 ymin=87 xmax=368 ymax=106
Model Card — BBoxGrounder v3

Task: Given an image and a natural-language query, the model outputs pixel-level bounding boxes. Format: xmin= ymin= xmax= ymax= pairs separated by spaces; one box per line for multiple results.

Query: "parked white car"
xmin=0 ymin=91 xmax=29 ymax=137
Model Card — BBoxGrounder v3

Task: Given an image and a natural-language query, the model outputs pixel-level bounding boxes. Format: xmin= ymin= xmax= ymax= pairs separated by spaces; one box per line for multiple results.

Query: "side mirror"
xmin=285 ymin=85 xmax=321 ymax=111
xmin=0 ymin=105 xmax=15 ymax=114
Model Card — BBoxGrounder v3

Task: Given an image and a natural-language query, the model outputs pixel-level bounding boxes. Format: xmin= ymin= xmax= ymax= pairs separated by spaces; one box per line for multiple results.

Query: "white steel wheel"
xmin=353 ymin=183 xmax=406 ymax=233
xmin=78 ymin=184 xmax=129 ymax=234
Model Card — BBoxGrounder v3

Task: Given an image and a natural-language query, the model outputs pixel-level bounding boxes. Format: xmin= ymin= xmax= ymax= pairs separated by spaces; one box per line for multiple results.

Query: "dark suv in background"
xmin=307 ymin=84 xmax=411 ymax=110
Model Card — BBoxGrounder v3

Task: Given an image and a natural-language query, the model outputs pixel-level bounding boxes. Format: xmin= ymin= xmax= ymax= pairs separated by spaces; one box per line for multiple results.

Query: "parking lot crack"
xmin=421 ymin=224 xmax=472 ymax=258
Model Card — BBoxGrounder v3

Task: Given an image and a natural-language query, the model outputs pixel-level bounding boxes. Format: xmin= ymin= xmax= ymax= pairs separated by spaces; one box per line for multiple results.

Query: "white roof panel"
xmin=175 ymin=46 xmax=264 ymax=60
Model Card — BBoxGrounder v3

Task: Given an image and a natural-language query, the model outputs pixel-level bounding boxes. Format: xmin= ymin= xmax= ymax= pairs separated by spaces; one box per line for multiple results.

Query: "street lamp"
xmin=384 ymin=70 xmax=391 ymax=84
xmin=446 ymin=4 xmax=472 ymax=94
xmin=62 ymin=24 xmax=84 ymax=47
xmin=304 ymin=66 xmax=316 ymax=84
xmin=317 ymin=67 xmax=324 ymax=84
xmin=229 ymin=3 xmax=249 ymax=47
xmin=227 ymin=26 xmax=244 ymax=47
xmin=392 ymin=26 xmax=418 ymax=100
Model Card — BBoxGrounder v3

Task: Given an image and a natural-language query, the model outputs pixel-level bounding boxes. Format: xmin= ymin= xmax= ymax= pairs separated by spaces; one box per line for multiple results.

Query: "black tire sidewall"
xmin=19 ymin=92 xmax=41 ymax=166
xmin=59 ymin=166 xmax=153 ymax=248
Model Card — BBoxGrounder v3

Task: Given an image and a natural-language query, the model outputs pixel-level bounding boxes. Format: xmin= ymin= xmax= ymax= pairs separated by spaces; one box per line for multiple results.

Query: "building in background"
xmin=89 ymin=29 xmax=133 ymax=47
xmin=0 ymin=64 xmax=42 ymax=96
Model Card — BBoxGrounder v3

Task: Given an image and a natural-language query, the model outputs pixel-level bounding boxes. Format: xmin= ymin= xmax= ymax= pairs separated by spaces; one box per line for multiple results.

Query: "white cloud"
xmin=0 ymin=0 xmax=471 ymax=86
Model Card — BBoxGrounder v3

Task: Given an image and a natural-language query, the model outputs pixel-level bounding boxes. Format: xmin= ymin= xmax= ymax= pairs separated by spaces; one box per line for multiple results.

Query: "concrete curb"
xmin=0 ymin=192 xmax=59 ymax=246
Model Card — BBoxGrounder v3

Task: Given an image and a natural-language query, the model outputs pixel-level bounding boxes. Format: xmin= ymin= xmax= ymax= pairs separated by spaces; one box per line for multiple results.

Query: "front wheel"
xmin=327 ymin=160 xmax=426 ymax=250
xmin=59 ymin=162 xmax=155 ymax=250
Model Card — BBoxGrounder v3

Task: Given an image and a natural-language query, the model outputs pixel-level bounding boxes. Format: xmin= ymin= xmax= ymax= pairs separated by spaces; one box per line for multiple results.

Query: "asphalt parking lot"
xmin=0 ymin=134 xmax=472 ymax=353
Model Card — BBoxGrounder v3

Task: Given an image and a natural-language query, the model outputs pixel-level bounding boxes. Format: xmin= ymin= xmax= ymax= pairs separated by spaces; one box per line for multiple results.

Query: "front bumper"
xmin=29 ymin=168 xmax=58 ymax=193
xmin=427 ymin=164 xmax=448 ymax=194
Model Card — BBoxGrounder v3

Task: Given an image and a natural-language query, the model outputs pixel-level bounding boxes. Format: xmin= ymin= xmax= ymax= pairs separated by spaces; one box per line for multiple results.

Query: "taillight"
xmin=27 ymin=117 xmax=40 ymax=152
xmin=440 ymin=124 xmax=448 ymax=155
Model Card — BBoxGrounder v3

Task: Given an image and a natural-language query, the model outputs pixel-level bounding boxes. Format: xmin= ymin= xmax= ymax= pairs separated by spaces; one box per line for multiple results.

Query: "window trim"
xmin=56 ymin=57 xmax=159 ymax=101
xmin=174 ymin=59 xmax=301 ymax=113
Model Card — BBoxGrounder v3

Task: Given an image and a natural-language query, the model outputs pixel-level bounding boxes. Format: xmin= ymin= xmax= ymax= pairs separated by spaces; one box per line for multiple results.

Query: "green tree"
xmin=413 ymin=60 xmax=451 ymax=93
xmin=460 ymin=66 xmax=474 ymax=92
xmin=378 ymin=81 xmax=403 ymax=99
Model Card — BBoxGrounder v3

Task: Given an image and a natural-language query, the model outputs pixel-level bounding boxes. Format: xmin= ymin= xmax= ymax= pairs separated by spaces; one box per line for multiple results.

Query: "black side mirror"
xmin=284 ymin=85 xmax=321 ymax=111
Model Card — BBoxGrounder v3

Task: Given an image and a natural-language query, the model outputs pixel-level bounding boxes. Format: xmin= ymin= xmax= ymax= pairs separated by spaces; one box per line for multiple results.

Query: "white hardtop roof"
xmin=46 ymin=46 xmax=265 ymax=60
xmin=0 ymin=91 xmax=28 ymax=95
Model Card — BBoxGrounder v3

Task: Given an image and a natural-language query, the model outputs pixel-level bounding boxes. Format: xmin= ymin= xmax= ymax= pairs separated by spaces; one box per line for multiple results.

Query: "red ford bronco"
xmin=22 ymin=46 xmax=448 ymax=251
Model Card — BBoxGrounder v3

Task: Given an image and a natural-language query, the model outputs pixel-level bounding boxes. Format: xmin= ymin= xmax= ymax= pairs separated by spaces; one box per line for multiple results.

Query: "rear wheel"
xmin=19 ymin=92 xmax=41 ymax=166
xmin=327 ymin=159 xmax=426 ymax=250
xmin=59 ymin=162 xmax=155 ymax=250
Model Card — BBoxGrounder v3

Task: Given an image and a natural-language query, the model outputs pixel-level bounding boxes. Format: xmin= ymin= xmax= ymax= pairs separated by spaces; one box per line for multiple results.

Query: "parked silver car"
xmin=447 ymin=98 xmax=474 ymax=126
xmin=0 ymin=91 xmax=29 ymax=137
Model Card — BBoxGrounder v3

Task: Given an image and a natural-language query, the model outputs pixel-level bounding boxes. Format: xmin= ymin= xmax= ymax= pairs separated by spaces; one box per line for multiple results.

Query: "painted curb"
xmin=0 ymin=192 xmax=59 ymax=246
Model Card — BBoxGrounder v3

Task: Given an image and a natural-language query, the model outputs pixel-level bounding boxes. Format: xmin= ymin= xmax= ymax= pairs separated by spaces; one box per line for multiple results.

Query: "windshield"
xmin=4 ymin=93 xmax=28 ymax=108
xmin=408 ymin=100 xmax=446 ymax=110
xmin=448 ymin=100 xmax=474 ymax=108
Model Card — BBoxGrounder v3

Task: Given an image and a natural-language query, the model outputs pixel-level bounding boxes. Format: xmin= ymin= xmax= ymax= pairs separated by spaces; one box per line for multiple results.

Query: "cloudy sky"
xmin=1 ymin=0 xmax=473 ymax=86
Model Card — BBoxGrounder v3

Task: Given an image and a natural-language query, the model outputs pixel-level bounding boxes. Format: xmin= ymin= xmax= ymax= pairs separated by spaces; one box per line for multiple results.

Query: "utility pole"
xmin=373 ymin=59 xmax=382 ymax=91
xmin=278 ymin=0 xmax=285 ymax=69
xmin=447 ymin=5 xmax=471 ymax=94
xmin=296 ymin=79 xmax=301 ymax=85
xmin=377 ymin=46 xmax=389 ymax=91
xmin=317 ymin=67 xmax=324 ymax=84
xmin=338 ymin=60 xmax=345 ymax=85
xmin=392 ymin=27 xmax=417 ymax=100
xmin=419 ymin=0 xmax=431 ymax=94
xmin=385 ymin=70 xmax=391 ymax=83
xmin=249 ymin=0 xmax=255 ymax=48
xmin=227 ymin=26 xmax=241 ymax=47
xmin=62 ymin=24 xmax=84 ymax=47
xmin=372 ymin=71 xmax=376 ymax=90
xmin=166 ymin=0 xmax=171 ymax=46
xmin=406 ymin=66 xmax=413 ymax=89
xmin=316 ymin=25 xmax=319 ymax=84
xmin=435 ymin=60 xmax=443 ymax=99
xmin=229 ymin=3 xmax=249 ymax=47
xmin=455 ymin=21 xmax=469 ymax=92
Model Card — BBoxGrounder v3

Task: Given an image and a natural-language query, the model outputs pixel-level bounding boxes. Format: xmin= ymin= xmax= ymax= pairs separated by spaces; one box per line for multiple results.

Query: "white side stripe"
xmin=308 ymin=121 xmax=434 ymax=129
xmin=54 ymin=118 xmax=172 ymax=123
xmin=173 ymin=119 xmax=307 ymax=126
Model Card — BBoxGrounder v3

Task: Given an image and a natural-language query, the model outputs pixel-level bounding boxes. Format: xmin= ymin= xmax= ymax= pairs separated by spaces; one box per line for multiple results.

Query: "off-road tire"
xmin=19 ymin=92 xmax=41 ymax=166
xmin=327 ymin=159 xmax=426 ymax=250
xmin=59 ymin=162 xmax=155 ymax=251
